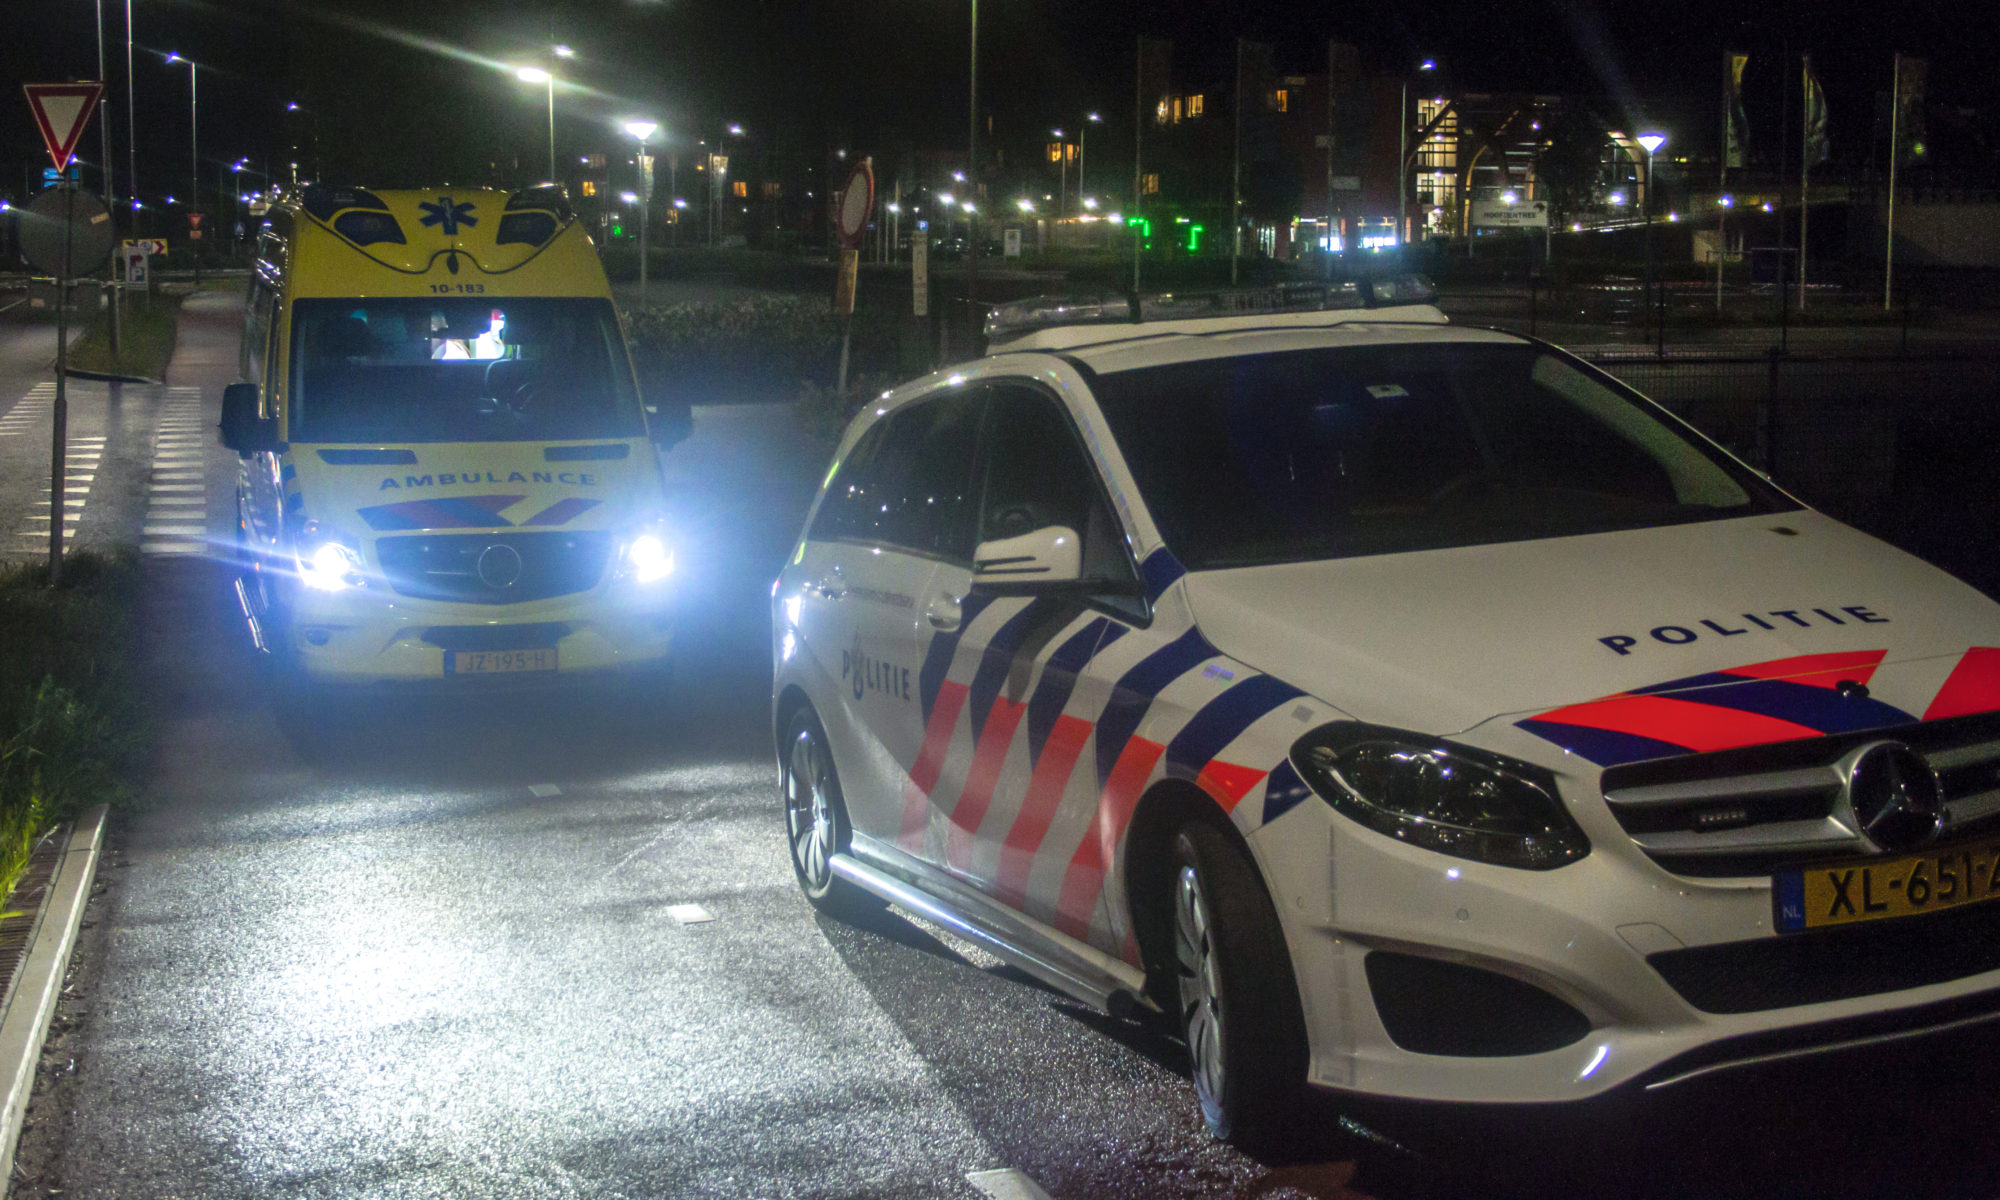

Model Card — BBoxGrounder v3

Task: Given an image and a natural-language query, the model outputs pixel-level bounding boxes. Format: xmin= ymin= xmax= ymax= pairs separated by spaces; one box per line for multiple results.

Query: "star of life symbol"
xmin=418 ymin=196 xmax=478 ymax=235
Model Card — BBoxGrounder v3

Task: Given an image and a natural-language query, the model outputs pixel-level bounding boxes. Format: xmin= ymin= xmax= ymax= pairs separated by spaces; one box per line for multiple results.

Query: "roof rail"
xmin=983 ymin=274 xmax=1437 ymax=347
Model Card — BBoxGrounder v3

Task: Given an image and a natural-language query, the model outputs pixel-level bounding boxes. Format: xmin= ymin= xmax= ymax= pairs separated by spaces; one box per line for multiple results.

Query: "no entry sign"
xmin=835 ymin=159 xmax=875 ymax=251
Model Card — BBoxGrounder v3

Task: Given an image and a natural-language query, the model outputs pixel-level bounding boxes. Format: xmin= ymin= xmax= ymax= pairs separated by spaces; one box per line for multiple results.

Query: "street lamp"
xmin=1052 ymin=129 xmax=1068 ymax=220
xmin=623 ymin=119 xmax=659 ymax=304
xmin=1636 ymin=132 xmax=1667 ymax=354
xmin=1078 ymin=113 xmax=1101 ymax=211
xmin=165 ymin=52 xmax=200 ymax=281
xmin=1399 ymin=58 xmax=1436 ymax=247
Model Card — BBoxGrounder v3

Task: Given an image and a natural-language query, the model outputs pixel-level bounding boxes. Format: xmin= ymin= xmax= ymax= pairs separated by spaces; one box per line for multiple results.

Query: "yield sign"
xmin=23 ymin=83 xmax=103 ymax=173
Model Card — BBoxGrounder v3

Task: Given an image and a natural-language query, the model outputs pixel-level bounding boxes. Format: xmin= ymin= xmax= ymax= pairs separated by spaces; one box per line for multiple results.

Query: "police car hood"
xmin=1182 ymin=510 xmax=2000 ymax=764
xmin=288 ymin=441 xmax=659 ymax=538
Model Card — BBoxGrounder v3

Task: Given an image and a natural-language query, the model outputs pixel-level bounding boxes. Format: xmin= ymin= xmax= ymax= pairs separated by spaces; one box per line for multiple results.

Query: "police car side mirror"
xmin=972 ymin=526 xmax=1083 ymax=587
xmin=219 ymin=383 xmax=280 ymax=455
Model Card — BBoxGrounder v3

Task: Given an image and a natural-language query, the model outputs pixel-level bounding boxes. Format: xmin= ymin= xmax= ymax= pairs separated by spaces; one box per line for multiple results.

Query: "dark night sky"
xmin=5 ymin=0 xmax=1994 ymax=206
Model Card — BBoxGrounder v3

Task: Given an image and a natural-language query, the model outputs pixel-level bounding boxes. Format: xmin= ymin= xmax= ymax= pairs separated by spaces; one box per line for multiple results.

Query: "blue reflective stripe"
xmin=1094 ymin=625 xmax=1219 ymax=785
xmin=1024 ymin=618 xmax=1116 ymax=763
xmin=966 ymin=598 xmax=1056 ymax=743
xmin=1165 ymin=673 xmax=1305 ymax=782
xmin=919 ymin=592 xmax=994 ymax=722
xmin=1514 ymin=719 xmax=1692 ymax=768
xmin=1657 ymin=679 xmax=1915 ymax=736
xmin=1141 ymin=547 xmax=1186 ymax=602
xmin=1260 ymin=757 xmax=1314 ymax=825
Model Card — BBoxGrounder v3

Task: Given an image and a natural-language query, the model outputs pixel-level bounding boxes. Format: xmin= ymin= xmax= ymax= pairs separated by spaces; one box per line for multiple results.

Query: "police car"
xmin=770 ymin=277 xmax=2000 ymax=1141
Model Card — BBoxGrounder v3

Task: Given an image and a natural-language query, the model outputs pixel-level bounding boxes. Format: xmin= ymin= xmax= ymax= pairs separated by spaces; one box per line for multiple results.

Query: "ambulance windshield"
xmin=288 ymin=298 xmax=644 ymax=443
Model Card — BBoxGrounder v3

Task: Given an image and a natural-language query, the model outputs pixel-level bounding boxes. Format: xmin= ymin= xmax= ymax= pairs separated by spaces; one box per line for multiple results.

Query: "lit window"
xmin=579 ymin=180 xmax=597 ymax=197
xmin=1155 ymin=98 xmax=1171 ymax=125
xmin=1142 ymin=173 xmax=1160 ymax=196
xmin=732 ymin=180 xmax=748 ymax=198
xmin=1047 ymin=141 xmax=1065 ymax=164
xmin=1272 ymin=89 xmax=1289 ymax=113
xmin=1172 ymin=97 xmax=1183 ymax=122
xmin=1186 ymin=94 xmax=1204 ymax=117
xmin=762 ymin=181 xmax=781 ymax=199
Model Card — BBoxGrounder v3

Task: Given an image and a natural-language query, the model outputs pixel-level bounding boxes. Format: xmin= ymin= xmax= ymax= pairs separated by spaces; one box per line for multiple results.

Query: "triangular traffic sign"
xmin=23 ymin=83 xmax=103 ymax=174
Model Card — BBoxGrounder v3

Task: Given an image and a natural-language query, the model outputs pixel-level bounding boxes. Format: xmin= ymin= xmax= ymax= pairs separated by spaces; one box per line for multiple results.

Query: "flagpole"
xmin=1231 ymin=38 xmax=1243 ymax=285
xmin=1885 ymin=53 xmax=1899 ymax=310
xmin=1717 ymin=55 xmax=1729 ymax=313
xmin=1133 ymin=36 xmax=1143 ymax=294
xmin=1799 ymin=53 xmax=1811 ymax=312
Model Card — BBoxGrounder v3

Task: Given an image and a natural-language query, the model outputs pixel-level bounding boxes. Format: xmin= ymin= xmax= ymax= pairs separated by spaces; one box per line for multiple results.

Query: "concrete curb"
xmin=0 ymin=806 xmax=106 ymax=1186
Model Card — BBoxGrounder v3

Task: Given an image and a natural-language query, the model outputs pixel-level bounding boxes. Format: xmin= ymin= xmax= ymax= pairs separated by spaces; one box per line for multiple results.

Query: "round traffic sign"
xmin=835 ymin=159 xmax=874 ymax=250
xmin=19 ymin=187 xmax=113 ymax=277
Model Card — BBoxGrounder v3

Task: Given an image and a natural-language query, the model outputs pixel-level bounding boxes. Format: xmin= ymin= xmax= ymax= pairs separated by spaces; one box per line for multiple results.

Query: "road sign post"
xmin=24 ymin=82 xmax=105 ymax=584
xmin=833 ymin=158 xmax=876 ymax=395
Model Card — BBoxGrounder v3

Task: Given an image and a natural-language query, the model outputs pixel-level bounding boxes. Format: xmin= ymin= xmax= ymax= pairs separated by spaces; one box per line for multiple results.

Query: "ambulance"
xmin=222 ymin=185 xmax=681 ymax=684
xmin=772 ymin=279 xmax=2000 ymax=1143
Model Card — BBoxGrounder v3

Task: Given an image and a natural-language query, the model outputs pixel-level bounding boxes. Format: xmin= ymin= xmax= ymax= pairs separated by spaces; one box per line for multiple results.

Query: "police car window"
xmin=287 ymin=298 xmax=643 ymax=444
xmin=979 ymin=385 xmax=1134 ymax=583
xmin=809 ymin=422 xmax=889 ymax=543
xmin=1091 ymin=344 xmax=1794 ymax=569
xmin=826 ymin=393 xmax=982 ymax=558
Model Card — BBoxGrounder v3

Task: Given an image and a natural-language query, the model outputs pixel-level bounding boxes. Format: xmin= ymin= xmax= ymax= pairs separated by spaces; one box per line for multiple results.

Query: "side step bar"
xmin=830 ymin=854 xmax=1153 ymax=1017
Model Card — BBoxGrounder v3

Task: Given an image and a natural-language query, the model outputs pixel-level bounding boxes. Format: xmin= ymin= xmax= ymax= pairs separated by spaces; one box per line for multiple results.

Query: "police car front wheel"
xmin=782 ymin=708 xmax=880 ymax=917
xmin=1171 ymin=822 xmax=1308 ymax=1146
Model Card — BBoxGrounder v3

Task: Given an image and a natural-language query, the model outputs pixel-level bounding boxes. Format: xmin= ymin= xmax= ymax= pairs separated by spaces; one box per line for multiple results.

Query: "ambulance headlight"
xmin=1291 ymin=724 xmax=1588 ymax=870
xmin=620 ymin=519 xmax=676 ymax=585
xmin=298 ymin=540 xmax=365 ymax=591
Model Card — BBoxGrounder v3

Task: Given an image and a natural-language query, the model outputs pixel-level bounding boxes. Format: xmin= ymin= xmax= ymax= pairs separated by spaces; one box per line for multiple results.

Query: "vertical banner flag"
xmin=1895 ymin=55 xmax=1929 ymax=162
xmin=1724 ymin=53 xmax=1750 ymax=169
xmin=1803 ymin=57 xmax=1830 ymax=166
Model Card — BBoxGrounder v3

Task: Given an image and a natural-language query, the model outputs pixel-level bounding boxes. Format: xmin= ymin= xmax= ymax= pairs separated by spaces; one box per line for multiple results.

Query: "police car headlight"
xmin=298 ymin=540 xmax=365 ymax=591
xmin=1292 ymin=724 xmax=1588 ymax=870
xmin=620 ymin=526 xmax=675 ymax=584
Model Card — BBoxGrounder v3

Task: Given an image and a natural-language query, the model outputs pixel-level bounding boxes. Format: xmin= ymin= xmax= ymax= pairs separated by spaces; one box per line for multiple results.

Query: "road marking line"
xmin=141 ymin=542 xmax=203 ymax=555
xmin=528 ymin=784 xmax=562 ymax=797
xmin=665 ymin=903 xmax=715 ymax=925
xmin=148 ymin=485 xmax=205 ymax=493
xmin=966 ymin=1170 xmax=1055 ymax=1200
xmin=142 ymin=525 xmax=206 ymax=536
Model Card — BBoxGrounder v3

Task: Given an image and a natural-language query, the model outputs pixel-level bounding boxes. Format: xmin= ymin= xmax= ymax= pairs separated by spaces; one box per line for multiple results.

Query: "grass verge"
xmin=64 ymin=292 xmax=184 ymax=379
xmin=0 ymin=551 xmax=143 ymax=898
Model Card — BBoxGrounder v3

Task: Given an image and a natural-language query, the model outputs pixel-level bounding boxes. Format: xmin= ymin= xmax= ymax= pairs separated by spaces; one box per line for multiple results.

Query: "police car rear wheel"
xmin=783 ymin=709 xmax=878 ymax=917
xmin=1172 ymin=822 xmax=1307 ymax=1146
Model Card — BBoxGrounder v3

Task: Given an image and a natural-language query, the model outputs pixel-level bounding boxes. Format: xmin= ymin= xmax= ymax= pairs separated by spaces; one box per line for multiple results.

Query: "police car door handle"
xmin=815 ymin=567 xmax=846 ymax=599
xmin=926 ymin=593 xmax=962 ymax=631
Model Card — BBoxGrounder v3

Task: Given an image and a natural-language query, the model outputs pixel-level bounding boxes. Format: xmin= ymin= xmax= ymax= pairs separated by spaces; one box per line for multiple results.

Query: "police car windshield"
xmin=1092 ymin=343 xmax=1797 ymax=569
xmin=287 ymin=298 xmax=644 ymax=443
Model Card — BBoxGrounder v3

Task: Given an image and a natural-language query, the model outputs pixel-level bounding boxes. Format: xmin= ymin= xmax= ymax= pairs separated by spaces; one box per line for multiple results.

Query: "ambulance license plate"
xmin=1775 ymin=837 xmax=2000 ymax=932
xmin=449 ymin=648 xmax=557 ymax=675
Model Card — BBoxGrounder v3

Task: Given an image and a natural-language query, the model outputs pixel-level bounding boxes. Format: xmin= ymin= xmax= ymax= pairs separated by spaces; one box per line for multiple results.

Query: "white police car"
xmin=770 ymin=278 xmax=2000 ymax=1142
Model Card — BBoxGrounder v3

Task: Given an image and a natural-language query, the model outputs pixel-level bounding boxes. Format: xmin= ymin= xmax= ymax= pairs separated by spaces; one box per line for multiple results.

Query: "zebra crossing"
xmin=142 ymin=386 xmax=209 ymax=557
xmin=0 ymin=381 xmax=54 ymax=437
xmin=14 ymin=430 xmax=104 ymax=554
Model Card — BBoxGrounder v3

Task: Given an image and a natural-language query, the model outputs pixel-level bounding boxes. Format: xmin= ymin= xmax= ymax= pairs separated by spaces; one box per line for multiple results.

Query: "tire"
xmin=1172 ymin=820 xmax=1309 ymax=1147
xmin=782 ymin=707 xmax=881 ymax=918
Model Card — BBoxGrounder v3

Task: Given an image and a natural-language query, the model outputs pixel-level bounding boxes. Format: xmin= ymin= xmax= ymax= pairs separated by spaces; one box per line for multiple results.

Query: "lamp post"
xmin=515 ymin=66 xmax=556 ymax=180
xmin=1077 ymin=113 xmax=1101 ymax=212
xmin=965 ymin=0 xmax=980 ymax=313
xmin=624 ymin=120 xmax=659 ymax=305
xmin=1052 ymin=129 xmax=1068 ymax=221
xmin=1637 ymin=132 xmax=1667 ymax=356
xmin=165 ymin=53 xmax=200 ymax=283
xmin=1398 ymin=59 xmax=1436 ymax=247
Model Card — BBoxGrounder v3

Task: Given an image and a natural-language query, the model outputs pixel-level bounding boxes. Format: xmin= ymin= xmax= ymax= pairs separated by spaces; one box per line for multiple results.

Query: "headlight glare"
xmin=298 ymin=540 xmax=364 ymax=591
xmin=623 ymin=529 xmax=675 ymax=584
xmin=1293 ymin=724 xmax=1588 ymax=870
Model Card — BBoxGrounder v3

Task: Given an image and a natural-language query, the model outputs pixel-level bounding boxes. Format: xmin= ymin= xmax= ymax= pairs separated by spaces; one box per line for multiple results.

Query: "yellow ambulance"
xmin=222 ymin=185 xmax=683 ymax=685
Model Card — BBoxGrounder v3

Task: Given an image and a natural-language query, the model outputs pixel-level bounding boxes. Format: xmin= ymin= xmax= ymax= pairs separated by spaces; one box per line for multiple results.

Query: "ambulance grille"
xmin=375 ymin=531 xmax=613 ymax=604
xmin=1599 ymin=712 xmax=2000 ymax=877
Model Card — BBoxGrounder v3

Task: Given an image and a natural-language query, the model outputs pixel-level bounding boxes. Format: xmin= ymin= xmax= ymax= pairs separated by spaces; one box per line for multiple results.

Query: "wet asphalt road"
xmin=10 ymin=302 xmax=2000 ymax=1198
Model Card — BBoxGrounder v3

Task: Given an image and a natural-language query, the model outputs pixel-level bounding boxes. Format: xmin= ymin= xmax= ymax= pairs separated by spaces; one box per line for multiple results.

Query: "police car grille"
xmin=375 ymin=532 xmax=614 ymax=604
xmin=1599 ymin=712 xmax=2000 ymax=877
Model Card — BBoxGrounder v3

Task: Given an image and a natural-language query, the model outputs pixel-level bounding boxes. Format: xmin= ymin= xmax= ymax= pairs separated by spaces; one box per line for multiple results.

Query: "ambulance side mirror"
xmin=219 ymin=383 xmax=281 ymax=455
